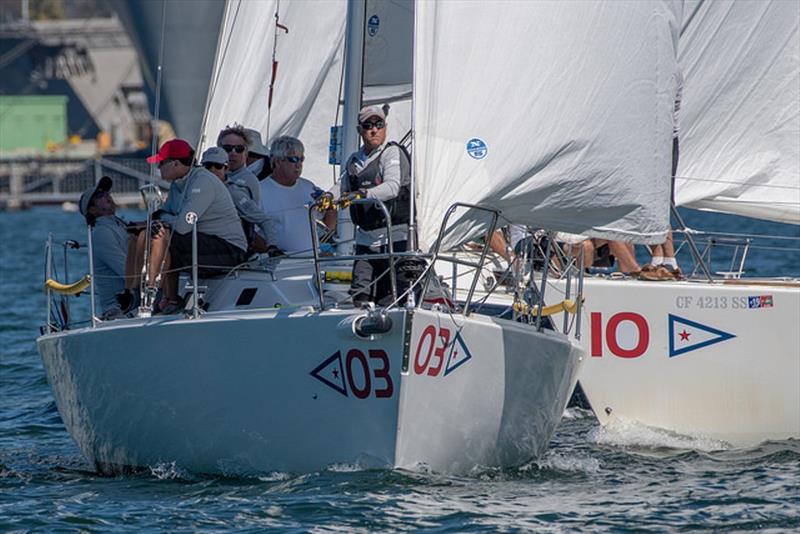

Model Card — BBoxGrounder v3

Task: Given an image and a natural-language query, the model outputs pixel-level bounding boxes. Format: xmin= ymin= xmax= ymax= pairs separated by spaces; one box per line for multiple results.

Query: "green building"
xmin=0 ymin=95 xmax=68 ymax=156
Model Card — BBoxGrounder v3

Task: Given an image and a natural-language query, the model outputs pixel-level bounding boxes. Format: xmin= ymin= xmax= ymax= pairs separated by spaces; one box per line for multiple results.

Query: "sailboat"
xmin=553 ymin=0 xmax=800 ymax=446
xmin=36 ymin=0 xmax=680 ymax=475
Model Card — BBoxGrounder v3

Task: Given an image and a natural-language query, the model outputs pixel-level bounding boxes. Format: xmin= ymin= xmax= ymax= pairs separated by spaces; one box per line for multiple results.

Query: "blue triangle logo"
xmin=310 ymin=350 xmax=347 ymax=396
xmin=444 ymin=332 xmax=473 ymax=376
xmin=668 ymin=314 xmax=735 ymax=358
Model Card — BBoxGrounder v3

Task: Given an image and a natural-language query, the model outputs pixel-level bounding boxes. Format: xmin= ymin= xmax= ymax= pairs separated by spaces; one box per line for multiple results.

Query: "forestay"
xmin=200 ymin=0 xmax=346 ymax=189
xmin=414 ymin=0 xmax=682 ymax=249
xmin=676 ymin=0 xmax=800 ymax=225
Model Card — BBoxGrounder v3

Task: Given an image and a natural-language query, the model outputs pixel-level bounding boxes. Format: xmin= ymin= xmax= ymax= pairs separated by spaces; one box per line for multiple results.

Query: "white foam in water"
xmin=149 ymin=461 xmax=184 ymax=480
xmin=525 ymin=452 xmax=601 ymax=474
xmin=325 ymin=462 xmax=365 ymax=473
xmin=590 ymin=418 xmax=731 ymax=452
xmin=257 ymin=472 xmax=291 ymax=482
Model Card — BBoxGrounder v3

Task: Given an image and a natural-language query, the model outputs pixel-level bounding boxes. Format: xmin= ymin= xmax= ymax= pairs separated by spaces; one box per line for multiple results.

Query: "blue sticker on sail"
xmin=368 ymin=15 xmax=380 ymax=36
xmin=466 ymin=138 xmax=487 ymax=160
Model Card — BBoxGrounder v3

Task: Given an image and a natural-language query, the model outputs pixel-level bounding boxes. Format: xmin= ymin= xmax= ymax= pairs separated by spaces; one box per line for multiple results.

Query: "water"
xmin=2 ymin=207 xmax=799 ymax=531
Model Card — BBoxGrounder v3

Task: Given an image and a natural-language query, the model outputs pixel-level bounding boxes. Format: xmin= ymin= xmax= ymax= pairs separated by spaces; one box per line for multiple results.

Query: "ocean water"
xmin=1 ymin=207 xmax=798 ymax=531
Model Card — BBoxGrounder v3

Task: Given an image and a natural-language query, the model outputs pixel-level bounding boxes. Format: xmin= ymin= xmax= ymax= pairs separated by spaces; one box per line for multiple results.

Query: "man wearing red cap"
xmin=144 ymin=138 xmax=247 ymax=313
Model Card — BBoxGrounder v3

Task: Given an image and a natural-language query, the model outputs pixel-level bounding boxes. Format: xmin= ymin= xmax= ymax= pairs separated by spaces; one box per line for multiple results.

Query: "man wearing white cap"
xmin=203 ymin=145 xmax=273 ymax=253
xmin=341 ymin=103 xmax=414 ymax=306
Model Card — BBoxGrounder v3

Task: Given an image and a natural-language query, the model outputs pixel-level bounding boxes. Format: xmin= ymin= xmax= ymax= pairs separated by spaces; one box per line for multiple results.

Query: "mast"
xmin=337 ymin=0 xmax=366 ymax=254
xmin=407 ymin=0 xmax=417 ymax=251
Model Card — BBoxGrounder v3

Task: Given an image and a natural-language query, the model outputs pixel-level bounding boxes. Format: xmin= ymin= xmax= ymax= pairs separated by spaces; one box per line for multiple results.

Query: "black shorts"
xmin=170 ymin=232 xmax=245 ymax=274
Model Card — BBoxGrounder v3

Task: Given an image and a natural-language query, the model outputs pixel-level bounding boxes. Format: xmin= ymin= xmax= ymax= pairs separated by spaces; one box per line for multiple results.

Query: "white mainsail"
xmin=363 ymin=0 xmax=413 ymax=104
xmin=676 ymin=0 xmax=800 ymax=225
xmin=414 ymin=0 xmax=682 ymax=249
xmin=200 ymin=0 xmax=346 ymax=188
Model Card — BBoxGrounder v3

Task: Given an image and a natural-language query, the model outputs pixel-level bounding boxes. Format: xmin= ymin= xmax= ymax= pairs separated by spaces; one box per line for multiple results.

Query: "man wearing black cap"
xmin=78 ymin=176 xmax=140 ymax=318
xmin=341 ymin=104 xmax=415 ymax=306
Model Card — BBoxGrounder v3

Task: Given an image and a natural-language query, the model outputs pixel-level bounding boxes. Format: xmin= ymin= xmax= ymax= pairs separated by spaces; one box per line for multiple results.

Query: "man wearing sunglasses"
xmin=203 ymin=146 xmax=273 ymax=254
xmin=259 ymin=136 xmax=336 ymax=254
xmin=218 ymin=125 xmax=260 ymax=204
xmin=218 ymin=125 xmax=262 ymax=247
xmin=144 ymin=138 xmax=247 ymax=313
xmin=244 ymin=127 xmax=272 ymax=180
xmin=341 ymin=104 xmax=414 ymax=306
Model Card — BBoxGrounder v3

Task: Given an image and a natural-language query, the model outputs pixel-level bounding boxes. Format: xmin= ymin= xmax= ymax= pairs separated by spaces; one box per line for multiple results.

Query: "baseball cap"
xmin=146 ymin=138 xmax=194 ymax=164
xmin=201 ymin=146 xmax=229 ymax=166
xmin=79 ymin=175 xmax=113 ymax=218
xmin=358 ymin=104 xmax=388 ymax=123
xmin=244 ymin=128 xmax=270 ymax=157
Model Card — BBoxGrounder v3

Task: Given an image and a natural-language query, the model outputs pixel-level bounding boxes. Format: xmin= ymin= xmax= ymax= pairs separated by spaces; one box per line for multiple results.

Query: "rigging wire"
xmin=197 ymin=0 xmax=241 ymax=152
xmin=139 ymin=0 xmax=168 ymax=308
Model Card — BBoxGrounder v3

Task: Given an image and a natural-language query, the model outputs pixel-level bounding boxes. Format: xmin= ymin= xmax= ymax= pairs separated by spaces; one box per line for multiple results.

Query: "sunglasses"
xmin=359 ymin=120 xmax=385 ymax=130
xmin=284 ymin=155 xmax=305 ymax=164
xmin=92 ymin=190 xmax=111 ymax=202
xmin=157 ymin=159 xmax=173 ymax=168
xmin=221 ymin=144 xmax=246 ymax=154
xmin=204 ymin=162 xmax=227 ymax=170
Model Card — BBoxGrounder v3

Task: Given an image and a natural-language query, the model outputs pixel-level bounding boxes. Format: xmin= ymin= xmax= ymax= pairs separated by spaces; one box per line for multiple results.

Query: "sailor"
xmin=218 ymin=124 xmax=261 ymax=204
xmin=202 ymin=146 xmax=273 ymax=254
xmin=641 ymin=68 xmax=683 ymax=281
xmin=341 ymin=104 xmax=416 ymax=306
xmin=145 ymin=139 xmax=247 ymax=314
xmin=244 ymin=127 xmax=272 ymax=180
xmin=259 ymin=136 xmax=336 ymax=254
xmin=78 ymin=175 xmax=140 ymax=318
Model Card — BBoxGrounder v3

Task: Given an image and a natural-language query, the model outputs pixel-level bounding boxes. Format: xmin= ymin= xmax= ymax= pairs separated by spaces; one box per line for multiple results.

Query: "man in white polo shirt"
xmin=259 ymin=136 xmax=336 ymax=255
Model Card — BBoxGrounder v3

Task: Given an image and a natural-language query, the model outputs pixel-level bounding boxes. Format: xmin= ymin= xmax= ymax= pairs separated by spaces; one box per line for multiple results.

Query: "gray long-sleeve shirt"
xmin=91 ymin=215 xmax=129 ymax=312
xmin=228 ymin=165 xmax=261 ymax=206
xmin=226 ymin=174 xmax=274 ymax=239
xmin=171 ymin=167 xmax=247 ymax=251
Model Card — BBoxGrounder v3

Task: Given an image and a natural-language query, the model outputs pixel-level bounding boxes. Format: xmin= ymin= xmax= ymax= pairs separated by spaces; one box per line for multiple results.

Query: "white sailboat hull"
xmin=37 ymin=307 xmax=581 ymax=474
xmin=554 ymin=278 xmax=800 ymax=446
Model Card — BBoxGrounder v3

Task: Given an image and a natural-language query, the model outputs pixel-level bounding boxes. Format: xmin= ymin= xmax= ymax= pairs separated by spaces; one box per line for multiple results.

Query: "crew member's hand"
xmin=266 ymin=245 xmax=285 ymax=258
xmin=150 ymin=220 xmax=169 ymax=239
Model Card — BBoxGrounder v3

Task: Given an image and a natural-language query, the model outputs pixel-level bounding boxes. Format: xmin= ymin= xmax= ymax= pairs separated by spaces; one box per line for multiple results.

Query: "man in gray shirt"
xmin=219 ymin=125 xmax=260 ymax=202
xmin=78 ymin=175 xmax=139 ymax=318
xmin=202 ymin=145 xmax=274 ymax=254
xmin=146 ymin=138 xmax=246 ymax=313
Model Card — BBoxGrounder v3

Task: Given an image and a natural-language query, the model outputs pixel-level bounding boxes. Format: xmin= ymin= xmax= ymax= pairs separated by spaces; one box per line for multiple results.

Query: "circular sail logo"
xmin=466 ymin=138 xmax=487 ymax=160
xmin=368 ymin=15 xmax=380 ymax=36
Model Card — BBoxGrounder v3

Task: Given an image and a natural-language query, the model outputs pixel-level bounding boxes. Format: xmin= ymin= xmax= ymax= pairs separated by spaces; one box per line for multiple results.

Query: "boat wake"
xmin=589 ymin=418 xmax=730 ymax=453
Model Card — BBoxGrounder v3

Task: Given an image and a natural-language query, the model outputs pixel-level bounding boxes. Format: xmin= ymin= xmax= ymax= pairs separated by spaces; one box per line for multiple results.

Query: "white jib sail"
xmin=200 ymin=0 xmax=346 ymax=189
xmin=676 ymin=0 xmax=800 ymax=225
xmin=414 ymin=0 xmax=682 ymax=249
